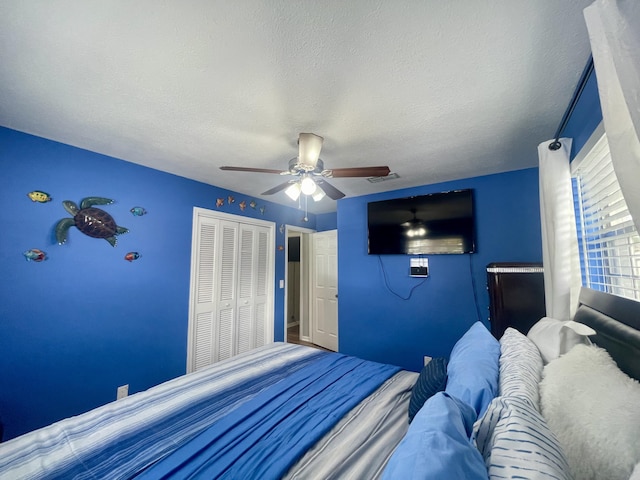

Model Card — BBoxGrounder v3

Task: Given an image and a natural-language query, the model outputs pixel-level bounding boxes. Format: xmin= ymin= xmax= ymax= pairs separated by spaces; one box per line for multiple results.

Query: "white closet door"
xmin=190 ymin=217 xmax=218 ymax=371
xmin=187 ymin=207 xmax=275 ymax=373
xmin=236 ymin=225 xmax=255 ymax=355
xmin=215 ymin=220 xmax=238 ymax=362
xmin=254 ymin=227 xmax=270 ymax=348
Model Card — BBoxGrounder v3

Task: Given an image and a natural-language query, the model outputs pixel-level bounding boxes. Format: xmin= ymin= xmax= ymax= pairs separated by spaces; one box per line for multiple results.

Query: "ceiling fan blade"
xmin=220 ymin=166 xmax=285 ymax=174
xmin=316 ymin=178 xmax=345 ymax=200
xmin=261 ymin=181 xmax=293 ymax=196
xmin=324 ymin=166 xmax=390 ymax=178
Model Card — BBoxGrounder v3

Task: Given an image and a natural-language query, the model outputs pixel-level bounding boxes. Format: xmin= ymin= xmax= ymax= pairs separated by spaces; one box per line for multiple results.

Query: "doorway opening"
xmin=285 ymin=226 xmax=327 ymax=351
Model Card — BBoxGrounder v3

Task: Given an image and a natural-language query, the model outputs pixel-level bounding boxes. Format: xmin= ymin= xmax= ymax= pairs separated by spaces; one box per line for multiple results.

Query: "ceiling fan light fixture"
xmin=300 ymin=176 xmax=317 ymax=195
xmin=298 ymin=133 xmax=323 ymax=168
xmin=285 ymin=182 xmax=301 ymax=201
xmin=312 ymin=188 xmax=326 ymax=202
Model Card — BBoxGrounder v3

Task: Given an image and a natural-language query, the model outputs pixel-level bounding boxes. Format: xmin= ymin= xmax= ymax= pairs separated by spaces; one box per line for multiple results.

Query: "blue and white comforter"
xmin=0 ymin=343 xmax=406 ymax=480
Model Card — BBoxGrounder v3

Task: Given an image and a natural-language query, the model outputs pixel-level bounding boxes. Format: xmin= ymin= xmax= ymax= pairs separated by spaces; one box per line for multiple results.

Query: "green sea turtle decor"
xmin=55 ymin=197 xmax=129 ymax=247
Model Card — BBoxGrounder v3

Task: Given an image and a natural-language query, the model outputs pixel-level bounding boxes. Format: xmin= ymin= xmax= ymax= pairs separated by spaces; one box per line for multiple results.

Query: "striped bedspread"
xmin=0 ymin=343 xmax=400 ymax=480
xmin=138 ymin=353 xmax=401 ymax=479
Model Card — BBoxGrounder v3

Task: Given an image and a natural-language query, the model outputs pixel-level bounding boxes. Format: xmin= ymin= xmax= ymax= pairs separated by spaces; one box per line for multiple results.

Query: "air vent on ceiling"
xmin=367 ymin=172 xmax=400 ymax=183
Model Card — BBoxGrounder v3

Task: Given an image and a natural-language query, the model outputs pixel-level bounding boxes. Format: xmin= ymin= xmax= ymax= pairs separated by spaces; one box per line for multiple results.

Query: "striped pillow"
xmin=474 ymin=396 xmax=571 ymax=480
xmin=499 ymin=328 xmax=543 ymax=410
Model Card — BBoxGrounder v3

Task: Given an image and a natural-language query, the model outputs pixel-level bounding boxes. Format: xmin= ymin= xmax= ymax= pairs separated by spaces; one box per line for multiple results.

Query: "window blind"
xmin=572 ymin=134 xmax=640 ymax=301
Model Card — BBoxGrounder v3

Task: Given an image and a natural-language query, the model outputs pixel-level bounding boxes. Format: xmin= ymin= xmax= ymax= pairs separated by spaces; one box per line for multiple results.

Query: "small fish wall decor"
xmin=228 ymin=196 xmax=235 ymax=204
xmin=239 ymin=201 xmax=247 ymax=211
xmin=23 ymin=248 xmax=47 ymax=262
xmin=250 ymin=200 xmax=257 ymax=209
xmin=260 ymin=206 xmax=266 ymax=215
xmin=27 ymin=191 xmax=52 ymax=203
xmin=279 ymin=224 xmax=285 ymax=234
xmin=130 ymin=206 xmax=147 ymax=216
xmin=216 ymin=198 xmax=225 ymax=208
xmin=277 ymin=245 xmax=284 ymax=251
xmin=125 ymin=252 xmax=141 ymax=262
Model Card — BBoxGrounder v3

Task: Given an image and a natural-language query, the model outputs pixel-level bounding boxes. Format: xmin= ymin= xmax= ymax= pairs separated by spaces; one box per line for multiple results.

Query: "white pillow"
xmin=540 ymin=344 xmax=640 ymax=480
xmin=498 ymin=327 xmax=543 ymax=410
xmin=527 ymin=316 xmax=594 ymax=363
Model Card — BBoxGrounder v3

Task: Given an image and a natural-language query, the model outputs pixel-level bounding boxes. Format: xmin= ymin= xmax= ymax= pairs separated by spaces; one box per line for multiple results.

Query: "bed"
xmin=0 ymin=287 xmax=639 ymax=480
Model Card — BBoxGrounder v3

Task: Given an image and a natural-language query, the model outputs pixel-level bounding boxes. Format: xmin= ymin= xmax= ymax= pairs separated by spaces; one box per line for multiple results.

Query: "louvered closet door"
xmin=188 ymin=207 xmax=275 ymax=373
xmin=236 ymin=225 xmax=255 ymax=355
xmin=191 ymin=216 xmax=218 ymax=370
xmin=236 ymin=224 xmax=270 ymax=354
xmin=253 ymin=227 xmax=269 ymax=348
xmin=215 ymin=220 xmax=239 ymax=362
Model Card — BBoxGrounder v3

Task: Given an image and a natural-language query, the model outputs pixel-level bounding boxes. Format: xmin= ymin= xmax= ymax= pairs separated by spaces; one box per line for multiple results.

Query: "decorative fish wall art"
xmin=124 ymin=252 xmax=141 ymax=262
xmin=23 ymin=248 xmax=47 ymax=262
xmin=27 ymin=191 xmax=52 ymax=203
xmin=130 ymin=206 xmax=147 ymax=216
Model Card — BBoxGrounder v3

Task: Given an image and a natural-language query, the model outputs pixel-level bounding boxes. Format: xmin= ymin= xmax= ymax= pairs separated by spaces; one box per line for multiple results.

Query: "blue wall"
xmin=315 ymin=212 xmax=338 ymax=231
xmin=0 ymin=127 xmax=316 ymax=440
xmin=337 ymin=168 xmax=543 ymax=372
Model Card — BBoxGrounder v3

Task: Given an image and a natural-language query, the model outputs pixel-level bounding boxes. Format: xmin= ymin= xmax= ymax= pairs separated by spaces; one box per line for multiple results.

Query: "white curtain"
xmin=584 ymin=0 xmax=640 ymax=229
xmin=538 ymin=139 xmax=581 ymax=320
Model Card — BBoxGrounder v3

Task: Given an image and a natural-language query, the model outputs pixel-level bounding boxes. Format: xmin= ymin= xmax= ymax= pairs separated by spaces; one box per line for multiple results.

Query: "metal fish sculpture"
xmin=239 ymin=201 xmax=247 ymax=211
xmin=216 ymin=198 xmax=225 ymax=208
xmin=27 ymin=191 xmax=52 ymax=203
xmin=228 ymin=196 xmax=235 ymax=204
xmin=23 ymin=248 xmax=47 ymax=262
xmin=250 ymin=200 xmax=257 ymax=209
xmin=124 ymin=252 xmax=141 ymax=262
xmin=130 ymin=206 xmax=147 ymax=216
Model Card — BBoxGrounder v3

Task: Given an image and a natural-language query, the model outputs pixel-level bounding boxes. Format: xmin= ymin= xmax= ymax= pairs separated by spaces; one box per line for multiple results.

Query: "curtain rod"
xmin=548 ymin=56 xmax=595 ymax=151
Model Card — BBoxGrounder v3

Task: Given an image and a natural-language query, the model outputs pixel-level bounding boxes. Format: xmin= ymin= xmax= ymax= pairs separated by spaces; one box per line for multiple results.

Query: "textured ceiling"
xmin=0 ymin=1 xmax=594 ymax=214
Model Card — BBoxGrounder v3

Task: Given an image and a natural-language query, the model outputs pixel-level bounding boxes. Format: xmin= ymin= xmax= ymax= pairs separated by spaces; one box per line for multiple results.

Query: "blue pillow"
xmin=408 ymin=357 xmax=447 ymax=423
xmin=383 ymin=392 xmax=488 ymax=480
xmin=445 ymin=322 xmax=500 ymax=418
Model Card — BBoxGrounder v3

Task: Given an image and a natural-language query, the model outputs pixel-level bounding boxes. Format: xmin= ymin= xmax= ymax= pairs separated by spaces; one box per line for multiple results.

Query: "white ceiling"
xmin=0 ymin=1 xmax=594 ymax=214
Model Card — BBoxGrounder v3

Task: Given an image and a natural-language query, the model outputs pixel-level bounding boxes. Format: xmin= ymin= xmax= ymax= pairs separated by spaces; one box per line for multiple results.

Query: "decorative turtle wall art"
xmin=55 ymin=197 xmax=129 ymax=247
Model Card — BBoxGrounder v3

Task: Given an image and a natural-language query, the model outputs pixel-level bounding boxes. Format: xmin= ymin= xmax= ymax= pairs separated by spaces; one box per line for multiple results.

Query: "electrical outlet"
xmin=116 ymin=384 xmax=129 ymax=400
xmin=423 ymin=356 xmax=432 ymax=366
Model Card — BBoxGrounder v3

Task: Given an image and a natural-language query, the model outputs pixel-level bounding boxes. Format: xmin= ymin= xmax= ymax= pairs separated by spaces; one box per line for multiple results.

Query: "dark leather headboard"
xmin=573 ymin=288 xmax=640 ymax=382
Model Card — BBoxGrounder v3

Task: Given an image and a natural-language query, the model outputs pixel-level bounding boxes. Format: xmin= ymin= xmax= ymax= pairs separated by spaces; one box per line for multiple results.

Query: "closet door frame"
xmin=186 ymin=207 xmax=275 ymax=373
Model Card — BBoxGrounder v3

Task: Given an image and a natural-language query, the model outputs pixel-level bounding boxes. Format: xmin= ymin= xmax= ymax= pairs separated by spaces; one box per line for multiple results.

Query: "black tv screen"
xmin=367 ymin=189 xmax=475 ymax=255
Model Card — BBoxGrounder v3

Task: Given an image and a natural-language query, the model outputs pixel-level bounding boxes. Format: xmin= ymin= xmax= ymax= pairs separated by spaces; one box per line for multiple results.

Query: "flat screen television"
xmin=367 ymin=189 xmax=475 ymax=255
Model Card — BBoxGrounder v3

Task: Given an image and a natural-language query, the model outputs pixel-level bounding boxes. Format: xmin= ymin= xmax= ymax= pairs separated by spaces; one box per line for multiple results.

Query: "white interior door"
xmin=311 ymin=230 xmax=338 ymax=351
